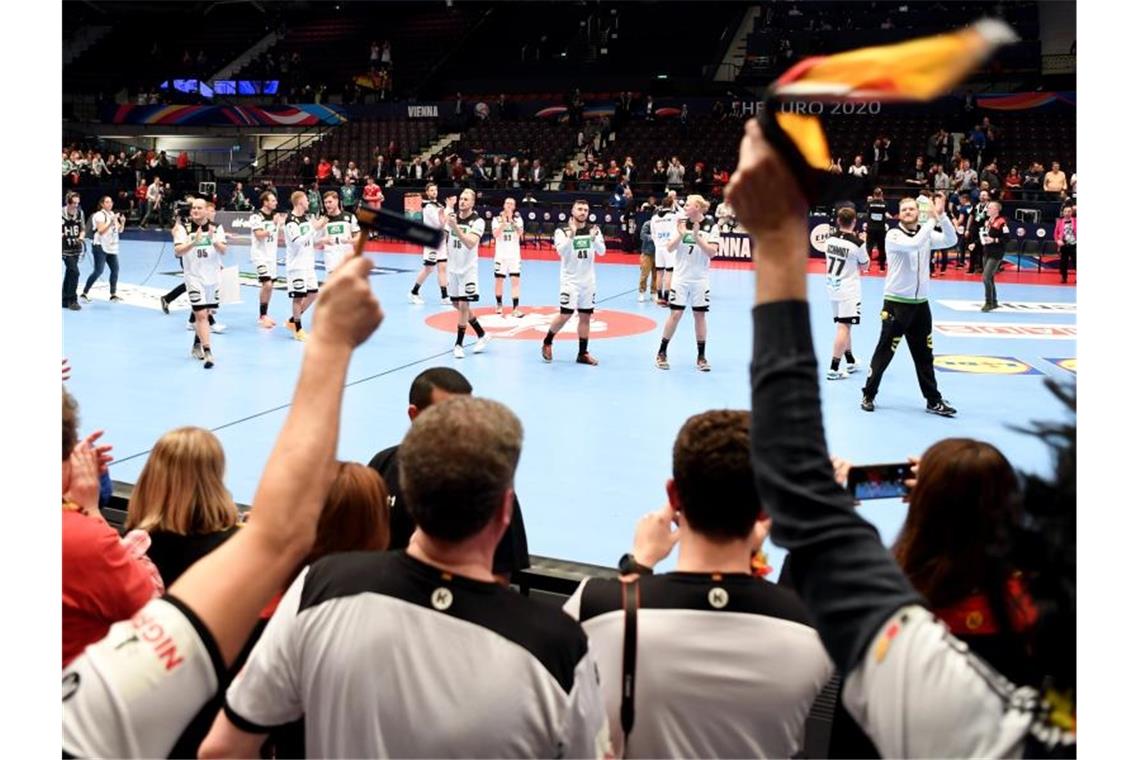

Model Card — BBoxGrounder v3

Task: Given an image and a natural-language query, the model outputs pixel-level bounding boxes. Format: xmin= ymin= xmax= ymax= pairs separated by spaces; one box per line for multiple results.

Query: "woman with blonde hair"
xmin=126 ymin=426 xmax=240 ymax=586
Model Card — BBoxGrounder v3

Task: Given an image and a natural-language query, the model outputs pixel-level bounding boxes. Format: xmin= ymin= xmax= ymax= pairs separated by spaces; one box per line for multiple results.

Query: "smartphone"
xmin=846 ymin=463 xmax=912 ymax=501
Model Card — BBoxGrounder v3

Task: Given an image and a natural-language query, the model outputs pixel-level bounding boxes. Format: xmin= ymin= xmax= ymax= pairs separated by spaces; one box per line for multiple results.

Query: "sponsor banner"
xmin=933 ymin=355 xmax=1042 ymax=375
xmin=938 ymin=299 xmax=1076 ymax=314
xmin=1044 ymin=357 xmax=1076 ymax=374
xmin=934 ymin=321 xmax=1077 ymax=340
xmin=425 ymin=307 xmax=656 ymax=340
xmin=101 ymin=104 xmax=346 ymax=127
xmin=716 ymin=232 xmax=751 ymax=261
xmin=406 ymin=104 xmax=439 ymax=119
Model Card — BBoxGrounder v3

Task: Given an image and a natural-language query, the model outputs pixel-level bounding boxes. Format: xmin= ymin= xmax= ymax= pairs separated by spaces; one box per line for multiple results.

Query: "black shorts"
xmin=257 ymin=275 xmax=273 ymax=283
xmin=834 ymin=316 xmax=861 ymax=325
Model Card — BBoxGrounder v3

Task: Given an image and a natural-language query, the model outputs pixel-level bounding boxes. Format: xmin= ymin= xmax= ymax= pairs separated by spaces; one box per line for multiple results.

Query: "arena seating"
xmin=449 ymin=121 xmax=579 ymax=179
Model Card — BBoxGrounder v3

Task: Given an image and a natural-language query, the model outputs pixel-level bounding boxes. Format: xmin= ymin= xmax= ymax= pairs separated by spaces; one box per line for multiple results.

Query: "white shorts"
xmin=323 ymin=249 xmax=349 ymax=274
xmin=447 ymin=268 xmax=479 ymax=301
xmin=494 ymin=255 xmax=521 ymax=277
xmin=654 ymin=246 xmax=676 ymax=270
xmin=422 ymin=247 xmax=442 ymax=266
xmin=287 ymin=267 xmax=318 ymax=298
xmin=559 ymin=282 xmax=596 ymax=313
xmin=669 ymin=278 xmax=710 ymax=311
xmin=831 ymin=299 xmax=862 ymax=324
xmin=184 ymin=275 xmax=219 ymax=310
xmin=251 ymin=256 xmax=277 ymax=282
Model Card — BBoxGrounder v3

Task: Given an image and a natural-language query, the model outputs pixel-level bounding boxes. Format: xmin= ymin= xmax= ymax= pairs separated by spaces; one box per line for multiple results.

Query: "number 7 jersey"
xmin=824 ymin=232 xmax=869 ymax=302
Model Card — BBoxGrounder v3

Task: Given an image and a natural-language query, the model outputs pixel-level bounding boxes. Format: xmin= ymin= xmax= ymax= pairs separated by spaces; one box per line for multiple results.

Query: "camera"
xmin=173 ymin=199 xmax=192 ymax=225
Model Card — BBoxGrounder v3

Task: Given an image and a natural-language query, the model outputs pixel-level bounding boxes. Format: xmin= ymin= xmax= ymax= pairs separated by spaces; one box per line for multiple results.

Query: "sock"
xmin=469 ymin=318 xmax=485 ymax=338
xmin=202 ymin=344 xmax=210 ymax=352
xmin=579 ymin=338 xmax=589 ymax=355
xmin=259 ymin=302 xmax=268 ymax=317
xmin=845 ymin=350 xmax=855 ymax=364
xmin=193 ymin=334 xmax=201 ymax=346
xmin=697 ymin=341 xmax=706 ymax=360
xmin=440 ymin=286 xmax=448 ymax=299
xmin=188 ymin=313 xmax=195 ymax=324
xmin=294 ymin=316 xmax=303 ymax=331
xmin=208 ymin=314 xmax=216 ymax=326
xmin=512 ymin=297 xmax=519 ymax=308
xmin=411 ymin=283 xmax=421 ymax=295
xmin=658 ymin=338 xmax=670 ymax=355
xmin=496 ymin=295 xmax=503 ymax=307
xmin=831 ymin=357 xmax=841 ymax=371
xmin=543 ymin=331 xmax=555 ymax=346
xmin=456 ymin=326 xmax=466 ymax=345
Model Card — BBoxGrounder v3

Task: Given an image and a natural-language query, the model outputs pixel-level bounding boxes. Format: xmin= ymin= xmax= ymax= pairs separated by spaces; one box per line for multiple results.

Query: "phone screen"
xmin=846 ymin=463 xmax=911 ymax=500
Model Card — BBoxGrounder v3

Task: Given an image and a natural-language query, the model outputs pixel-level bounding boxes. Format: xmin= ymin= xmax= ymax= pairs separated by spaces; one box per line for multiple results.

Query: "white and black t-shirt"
xmin=421 ymin=199 xmax=444 ymax=256
xmin=225 ymin=551 xmax=612 ymax=758
xmin=174 ymin=222 xmax=222 ymax=285
xmin=62 ymin=207 xmax=85 ymax=254
xmin=825 ymin=232 xmax=870 ymax=302
xmin=92 ymin=209 xmax=120 ymax=253
xmin=444 ymin=212 xmax=485 ymax=275
xmin=564 ymin=572 xmax=833 ymax=758
xmin=672 ymin=217 xmax=720 ymax=282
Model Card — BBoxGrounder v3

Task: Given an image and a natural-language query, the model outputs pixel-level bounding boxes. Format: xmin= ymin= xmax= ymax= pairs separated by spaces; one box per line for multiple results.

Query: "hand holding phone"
xmin=845 ymin=462 xmax=913 ymax=501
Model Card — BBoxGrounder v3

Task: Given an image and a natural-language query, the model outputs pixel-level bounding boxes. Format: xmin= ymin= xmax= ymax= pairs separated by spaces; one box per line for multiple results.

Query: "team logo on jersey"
xmin=1045 ymin=357 xmax=1076 ymax=374
xmin=933 ymin=355 xmax=1042 ymax=375
xmin=707 ymin=587 xmax=729 ymax=609
xmin=425 ymin=307 xmax=656 ymax=340
xmin=430 ymin=587 xmax=454 ymax=611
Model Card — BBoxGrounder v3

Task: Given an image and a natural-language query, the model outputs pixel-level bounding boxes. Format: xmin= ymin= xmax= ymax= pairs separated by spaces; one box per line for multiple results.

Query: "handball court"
xmin=63 ymin=231 xmax=1076 ymax=574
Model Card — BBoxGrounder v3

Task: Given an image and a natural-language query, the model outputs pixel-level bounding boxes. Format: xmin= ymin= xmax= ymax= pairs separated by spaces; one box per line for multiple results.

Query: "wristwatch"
xmin=618 ymin=553 xmax=654 ymax=576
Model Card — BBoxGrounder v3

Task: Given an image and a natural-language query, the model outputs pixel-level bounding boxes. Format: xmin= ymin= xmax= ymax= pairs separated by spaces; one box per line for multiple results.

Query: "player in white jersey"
xmin=649 ymin=191 xmax=679 ymax=305
xmin=824 ymin=206 xmax=870 ymax=380
xmin=441 ymin=188 xmax=489 ymax=358
xmin=249 ymin=190 xmax=283 ymax=328
xmin=172 ymin=198 xmax=227 ymax=368
xmin=283 ymin=190 xmax=328 ymax=342
xmin=492 ymin=197 xmax=525 ymax=316
xmin=655 ymin=195 xmax=719 ymax=371
xmin=541 ymin=199 xmax=605 ymax=366
xmin=82 ymin=195 xmax=125 ymax=302
xmin=408 ymin=182 xmax=450 ymax=305
xmin=316 ymin=190 xmax=360 ymax=274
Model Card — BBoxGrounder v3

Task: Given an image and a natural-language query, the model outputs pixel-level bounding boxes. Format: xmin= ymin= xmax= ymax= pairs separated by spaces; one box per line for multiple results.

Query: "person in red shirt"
xmin=134 ymin=180 xmax=148 ymax=218
xmin=316 ymin=156 xmax=332 ymax=186
xmin=62 ymin=389 xmax=158 ymax=666
xmin=361 ymin=177 xmax=384 ymax=240
xmin=177 ymin=151 xmax=189 ymax=170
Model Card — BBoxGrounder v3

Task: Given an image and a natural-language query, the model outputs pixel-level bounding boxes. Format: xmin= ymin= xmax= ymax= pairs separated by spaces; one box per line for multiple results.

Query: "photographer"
xmin=139 ymin=176 xmax=165 ymax=229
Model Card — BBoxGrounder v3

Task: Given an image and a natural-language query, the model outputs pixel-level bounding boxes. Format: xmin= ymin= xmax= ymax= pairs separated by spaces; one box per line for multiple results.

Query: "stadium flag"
xmin=761 ymin=19 xmax=1018 ymax=201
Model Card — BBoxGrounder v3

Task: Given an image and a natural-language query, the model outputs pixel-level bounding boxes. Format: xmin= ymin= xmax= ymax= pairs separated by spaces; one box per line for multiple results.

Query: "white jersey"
xmin=492 ymin=213 xmax=523 ymax=259
xmin=174 ymin=222 xmax=222 ymax=285
xmin=883 ymin=215 xmax=957 ymax=303
xmin=321 ymin=211 xmax=359 ymax=271
xmin=553 ymin=224 xmax=606 ymax=287
xmin=225 ymin=553 xmax=612 ymax=758
xmin=421 ymin=199 xmax=444 ymax=256
xmin=565 ymin=574 xmax=832 ymax=758
xmin=248 ymin=210 xmax=280 ymax=263
xmin=91 ymin=209 xmax=121 ymax=253
xmin=649 ymin=208 xmax=679 ymax=255
xmin=443 ymin=212 xmax=484 ymax=275
xmin=672 ymin=217 xmax=720 ymax=282
xmin=824 ymin=232 xmax=870 ymax=302
xmin=283 ymin=212 xmax=317 ymax=271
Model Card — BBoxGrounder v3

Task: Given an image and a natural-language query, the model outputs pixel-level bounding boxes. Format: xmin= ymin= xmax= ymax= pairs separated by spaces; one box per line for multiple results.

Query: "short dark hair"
xmin=572 ymin=199 xmax=590 ymax=208
xmin=409 ymin=367 xmax=473 ymax=409
xmin=837 ymin=207 xmax=857 ymax=228
xmin=259 ymin=190 xmax=276 ymax=205
xmin=322 ymin=190 xmax=341 ymax=202
xmin=399 ymin=398 xmax=522 ymax=542
xmin=672 ymin=410 xmax=761 ymax=540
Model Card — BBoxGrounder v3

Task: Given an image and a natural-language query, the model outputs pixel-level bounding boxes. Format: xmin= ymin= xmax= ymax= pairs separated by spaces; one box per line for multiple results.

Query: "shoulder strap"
xmin=620 ymin=577 xmax=640 ymax=757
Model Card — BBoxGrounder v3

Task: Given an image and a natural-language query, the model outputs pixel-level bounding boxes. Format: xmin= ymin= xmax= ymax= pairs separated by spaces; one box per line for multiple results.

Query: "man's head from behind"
xmin=399 ymin=397 xmax=522 ymax=543
xmin=668 ymin=410 xmax=762 ymax=541
xmin=407 ymin=367 xmax=472 ymax=420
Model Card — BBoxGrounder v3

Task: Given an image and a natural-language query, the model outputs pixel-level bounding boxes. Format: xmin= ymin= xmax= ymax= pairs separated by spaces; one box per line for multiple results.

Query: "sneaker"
xmin=80 ymin=293 xmax=91 ymax=303
xmin=109 ymin=295 xmax=123 ymax=302
xmin=257 ymin=315 xmax=276 ymax=328
xmin=541 ymin=343 xmax=553 ymax=363
xmin=440 ymin=295 xmax=451 ymax=305
xmin=576 ymin=352 xmax=599 ymax=366
xmin=495 ymin=306 xmax=504 ymax=316
xmin=846 ymin=357 xmax=860 ymax=374
xmin=453 ymin=344 xmax=465 ymax=359
xmin=980 ymin=304 xmax=994 ymax=312
xmin=284 ymin=320 xmax=298 ymax=335
xmin=203 ymin=350 xmax=215 ymax=369
xmin=637 ymin=291 xmax=646 ymax=303
xmin=408 ymin=292 xmax=425 ymax=305
xmin=926 ymin=400 xmax=957 ymax=417
xmin=294 ymin=329 xmax=308 ymax=342
xmin=860 ymin=396 xmax=875 ymax=412
xmin=210 ymin=322 xmax=227 ymax=334
xmin=191 ymin=344 xmax=205 ymax=361
xmin=512 ymin=309 xmax=524 ymax=318
xmin=67 ymin=303 xmax=81 ymax=311
xmin=655 ymin=353 xmax=670 ymax=370
xmin=696 ymin=357 xmax=711 ymax=372
xmin=160 ymin=297 xmax=170 ymax=315
xmin=472 ymin=337 xmax=489 ymax=353
xmin=826 ymin=368 xmax=848 ymax=380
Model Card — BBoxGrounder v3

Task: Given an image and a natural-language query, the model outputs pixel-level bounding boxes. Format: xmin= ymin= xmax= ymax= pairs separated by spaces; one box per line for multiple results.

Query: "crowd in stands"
xmin=62 ymin=121 xmax=1074 ymax=758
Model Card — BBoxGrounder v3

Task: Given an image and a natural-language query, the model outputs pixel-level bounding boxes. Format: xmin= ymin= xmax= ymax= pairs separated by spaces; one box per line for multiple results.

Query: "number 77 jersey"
xmin=824 ymin=232 xmax=870 ymax=302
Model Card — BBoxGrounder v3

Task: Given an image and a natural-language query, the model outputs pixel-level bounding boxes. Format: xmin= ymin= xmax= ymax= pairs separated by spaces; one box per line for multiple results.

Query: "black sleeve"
xmin=750 ymin=301 xmax=923 ymax=674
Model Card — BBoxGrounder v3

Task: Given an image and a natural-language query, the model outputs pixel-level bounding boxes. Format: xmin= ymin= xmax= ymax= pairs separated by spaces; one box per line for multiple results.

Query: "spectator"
xmin=139 ymin=175 xmax=165 ymax=229
xmin=1054 ymin=204 xmax=1077 ymax=283
xmin=380 ymin=39 xmax=392 ymax=70
xmin=345 ymin=160 xmax=360 ymax=183
xmin=330 ymin=159 xmax=343 ymax=184
xmin=1044 ymin=161 xmax=1068 ymax=195
xmin=565 ymin=410 xmax=831 ymax=757
xmin=711 ymin=165 xmax=730 ymax=198
xmin=665 ymin=155 xmax=685 ymax=192
xmin=340 ymin=177 xmax=358 ymax=211
xmin=298 ymin=155 xmax=315 ymax=185
xmin=530 ymin=158 xmax=546 ymax=189
xmin=622 ymin=155 xmax=636 ymax=185
xmin=361 ymin=175 xmax=382 ymax=209
xmin=368 ymin=367 xmax=530 ymax=581
xmin=848 ymin=154 xmax=869 ymax=178
xmin=62 ymin=390 xmax=159 ymax=667
xmin=124 ymin=427 xmax=240 ymax=587
xmin=471 ymin=156 xmax=489 ymax=188
xmin=871 ymin=134 xmax=891 ymax=177
xmin=229 ymin=182 xmax=251 ymax=211
xmin=316 ymin=156 xmax=332 ymax=185
xmin=926 ymin=127 xmax=951 ymax=162
xmin=967 ymin=123 xmax=987 ymax=164
xmin=931 ymin=162 xmax=951 ymax=192
xmin=1002 ymin=164 xmax=1022 ymax=200
xmin=651 ymin=159 xmax=667 ymax=195
xmin=904 ymin=156 xmax=926 ymax=186
xmin=369 ymin=40 xmax=380 ymax=70
xmin=451 ymin=156 xmax=468 ymax=186
xmin=62 ymin=193 xmax=85 ymax=309
xmin=1022 ymin=161 xmax=1044 ymax=199
xmin=980 ymin=160 xmax=1001 ymax=194
xmin=638 ymin=214 xmax=657 ymax=301
xmin=202 ymin=398 xmax=609 ymax=758
xmin=953 ymin=158 xmax=978 ymax=193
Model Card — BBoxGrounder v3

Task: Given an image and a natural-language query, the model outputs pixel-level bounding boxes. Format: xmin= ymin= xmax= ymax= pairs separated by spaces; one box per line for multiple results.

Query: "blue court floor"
xmin=63 ymin=233 xmax=1076 ymax=574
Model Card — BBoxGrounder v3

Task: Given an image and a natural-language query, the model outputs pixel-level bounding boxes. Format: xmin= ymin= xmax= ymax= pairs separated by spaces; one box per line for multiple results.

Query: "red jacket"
xmin=317 ymin=160 xmax=332 ymax=181
xmin=1053 ymin=215 xmax=1077 ymax=245
xmin=362 ymin=184 xmax=382 ymax=205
